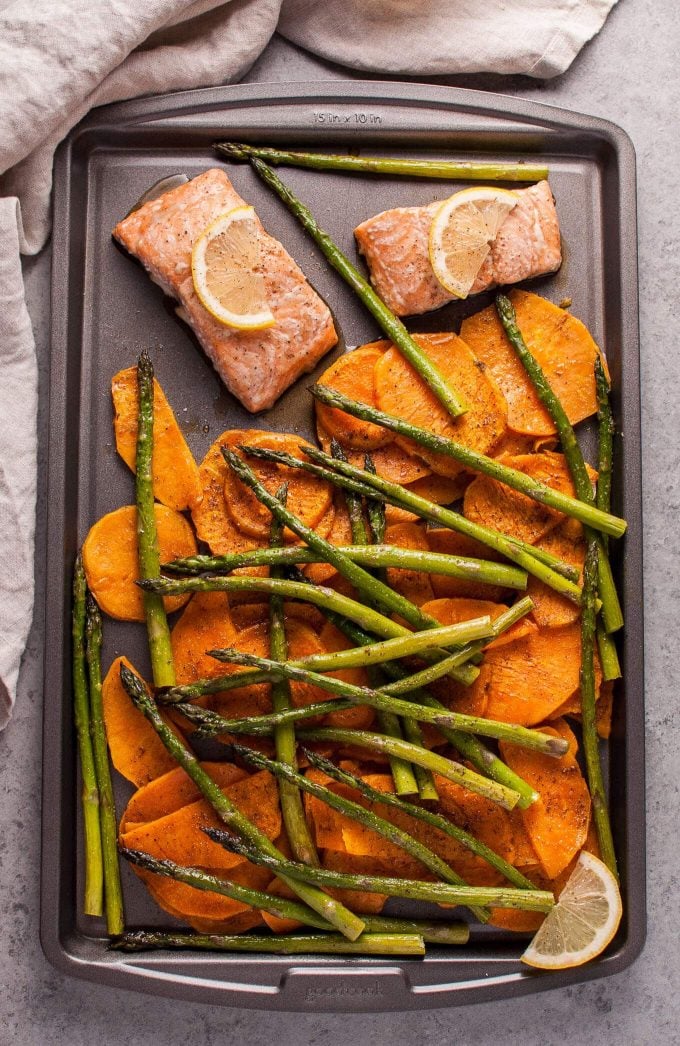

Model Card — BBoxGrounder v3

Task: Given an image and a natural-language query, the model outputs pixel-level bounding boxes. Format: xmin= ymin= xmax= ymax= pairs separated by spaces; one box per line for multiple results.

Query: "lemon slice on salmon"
xmin=428 ymin=187 xmax=518 ymax=299
xmin=521 ymin=852 xmax=622 ymax=970
xmin=191 ymin=206 xmax=276 ymax=330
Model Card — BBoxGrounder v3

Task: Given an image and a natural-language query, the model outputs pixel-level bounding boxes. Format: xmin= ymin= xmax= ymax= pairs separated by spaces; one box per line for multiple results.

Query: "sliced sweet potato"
xmin=499 ymin=719 xmax=591 ymax=880
xmin=120 ymin=761 xmax=248 ymax=833
xmin=525 ymin=521 xmax=586 ymax=628
xmin=464 ymin=452 xmax=597 ymax=547
xmin=460 ymin=290 xmax=602 ymax=437
xmin=315 ymin=622 xmax=375 ymax=729
xmin=301 ymin=498 xmax=351 ymax=585
xmin=468 ymin=620 xmax=586 ymax=725
xmin=374 ymin=332 xmax=507 ymax=479
xmin=140 ymin=860 xmax=272 ymax=930
xmin=230 ymin=601 xmax=326 ymax=634
xmin=316 ymin=418 xmax=430 ymax=486
xmin=82 ymin=504 xmax=196 ymax=621
xmin=315 ymin=342 xmax=393 ymax=450
xmin=224 ymin=432 xmax=332 ymax=541
xmin=192 ymin=430 xmax=271 ymax=555
xmin=596 ymin=680 xmax=614 ymax=739
xmin=120 ymin=769 xmax=281 ymax=872
xmin=425 ymin=528 xmax=512 ymax=601
xmin=111 ymin=366 xmax=201 ymax=512
xmin=102 ymin=656 xmax=187 ymax=787
xmin=171 ymin=592 xmax=237 ymax=685
xmin=487 ymin=864 xmax=550 ymax=932
xmin=321 ymin=849 xmax=389 ymax=914
xmin=384 ymin=521 xmax=434 ymax=607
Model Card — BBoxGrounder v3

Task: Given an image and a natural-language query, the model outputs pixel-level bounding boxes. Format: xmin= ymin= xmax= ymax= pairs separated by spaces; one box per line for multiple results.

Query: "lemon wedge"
xmin=521 ymin=852 xmax=622 ymax=970
xmin=191 ymin=206 xmax=275 ymax=331
xmin=428 ymin=186 xmax=518 ymax=299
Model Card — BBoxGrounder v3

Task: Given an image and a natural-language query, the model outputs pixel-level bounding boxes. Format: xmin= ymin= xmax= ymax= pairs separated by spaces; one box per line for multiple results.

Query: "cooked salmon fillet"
xmin=354 ymin=180 xmax=561 ymax=317
xmin=113 ymin=169 xmax=338 ymax=412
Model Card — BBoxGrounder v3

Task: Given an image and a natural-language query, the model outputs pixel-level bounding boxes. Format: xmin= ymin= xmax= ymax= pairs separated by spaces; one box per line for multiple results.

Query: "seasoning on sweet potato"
xmin=301 ymin=497 xmax=350 ymax=585
xmin=459 ymin=290 xmax=602 ymax=437
xmin=111 ymin=366 xmax=201 ymax=511
xmin=120 ymin=769 xmax=281 ymax=872
xmin=374 ymin=332 xmax=507 ymax=479
xmin=82 ymin=504 xmax=196 ymax=620
xmin=120 ymin=761 xmax=248 ymax=833
xmin=102 ymin=656 xmax=187 ymax=787
xmin=466 ymin=619 xmax=588 ymax=725
xmin=321 ymin=849 xmax=389 ymax=914
xmin=525 ymin=521 xmax=586 ymax=627
xmin=171 ymin=592 xmax=238 ymax=685
xmin=499 ymin=719 xmax=591 ymax=880
xmin=223 ymin=432 xmax=332 ymax=541
xmin=230 ymin=601 xmax=326 ymax=634
xmin=487 ymin=864 xmax=550 ymax=931
xmin=192 ymin=430 xmax=269 ymax=555
xmin=315 ymin=342 xmax=393 ymax=450
xmin=464 ymin=452 xmax=597 ymax=547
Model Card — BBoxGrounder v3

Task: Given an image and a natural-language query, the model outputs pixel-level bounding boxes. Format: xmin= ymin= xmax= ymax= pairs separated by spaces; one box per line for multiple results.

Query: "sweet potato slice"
xmin=111 ymin=366 xmax=201 ymax=512
xmin=120 ymin=769 xmax=281 ymax=872
xmin=120 ymin=761 xmax=248 ymax=833
xmin=463 ymin=452 xmax=597 ymax=546
xmin=316 ymin=417 xmax=430 ymax=486
xmin=102 ymin=656 xmax=187 ymax=787
xmin=82 ymin=504 xmax=196 ymax=620
xmin=525 ymin=521 xmax=586 ymax=628
xmin=321 ymin=850 xmax=389 ymax=914
xmin=140 ymin=860 xmax=272 ymax=930
xmin=315 ymin=622 xmax=375 ymax=729
xmin=374 ymin=332 xmax=507 ymax=479
xmin=466 ymin=620 xmax=587 ymax=725
xmin=192 ymin=430 xmax=271 ymax=555
xmin=424 ymin=528 xmax=512 ymax=601
xmin=384 ymin=521 xmax=434 ymax=607
xmin=223 ymin=432 xmax=332 ymax=541
xmin=171 ymin=592 xmax=238 ymax=685
xmin=499 ymin=719 xmax=591 ymax=880
xmin=460 ymin=290 xmax=602 ymax=437
xmin=315 ymin=342 xmax=393 ymax=450
xmin=420 ymin=596 xmax=536 ymax=649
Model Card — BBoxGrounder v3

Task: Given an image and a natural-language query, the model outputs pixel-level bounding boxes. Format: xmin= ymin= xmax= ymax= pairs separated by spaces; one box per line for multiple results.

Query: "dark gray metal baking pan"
xmin=42 ymin=80 xmax=644 ymax=1011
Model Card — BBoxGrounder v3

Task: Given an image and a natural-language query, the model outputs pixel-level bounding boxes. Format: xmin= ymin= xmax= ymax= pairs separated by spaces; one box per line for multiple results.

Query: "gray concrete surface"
xmin=4 ymin=1 xmax=679 ymax=1041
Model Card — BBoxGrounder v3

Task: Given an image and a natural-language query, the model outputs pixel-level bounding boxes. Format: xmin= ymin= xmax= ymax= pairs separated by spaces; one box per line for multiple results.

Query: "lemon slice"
xmin=428 ymin=187 xmax=518 ymax=299
xmin=191 ymin=206 xmax=275 ymax=330
xmin=521 ymin=852 xmax=622 ymax=970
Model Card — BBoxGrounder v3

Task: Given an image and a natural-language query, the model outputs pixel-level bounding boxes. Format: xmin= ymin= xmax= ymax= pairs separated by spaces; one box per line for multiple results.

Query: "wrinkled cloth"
xmin=0 ymin=0 xmax=619 ymax=722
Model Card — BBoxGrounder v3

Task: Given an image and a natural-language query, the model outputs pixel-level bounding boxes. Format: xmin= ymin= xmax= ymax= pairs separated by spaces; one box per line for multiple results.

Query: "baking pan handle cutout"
xmin=281 ymin=966 xmax=409 ymax=1012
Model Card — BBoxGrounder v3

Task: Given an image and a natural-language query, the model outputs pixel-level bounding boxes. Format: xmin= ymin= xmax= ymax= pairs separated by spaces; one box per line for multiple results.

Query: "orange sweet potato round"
xmin=82 ymin=504 xmax=196 ymax=620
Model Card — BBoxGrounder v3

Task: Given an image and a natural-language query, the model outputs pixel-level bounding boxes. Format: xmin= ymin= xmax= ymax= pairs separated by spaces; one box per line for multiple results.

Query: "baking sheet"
xmin=41 ymin=80 xmax=645 ymax=1010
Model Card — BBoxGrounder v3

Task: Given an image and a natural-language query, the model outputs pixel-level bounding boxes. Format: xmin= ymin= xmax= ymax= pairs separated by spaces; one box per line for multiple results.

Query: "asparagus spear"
xmin=85 ymin=595 xmax=125 ymax=935
xmin=113 ymin=931 xmax=425 ymax=955
xmin=119 ymin=848 xmax=469 ymax=943
xmin=175 ymin=697 xmax=354 ymax=736
xmin=119 ymin=663 xmax=365 ymax=940
xmin=209 ymin=830 xmax=555 ymax=912
xmin=72 ymin=555 xmax=103 ymax=916
xmin=595 ymin=356 xmax=622 ymax=680
xmin=113 ymin=923 xmax=464 ymax=951
xmin=231 ymin=745 xmax=489 ymax=921
xmin=163 ymin=544 xmax=528 ymax=590
xmin=244 ymin=157 xmax=467 ymax=418
xmin=495 ymin=294 xmax=624 ymax=639
xmin=208 ymin=649 xmax=567 ymax=759
xmin=580 ymin=541 xmax=618 ymax=879
xmin=216 ymin=142 xmax=549 ymax=182
xmin=304 ymin=749 xmax=535 ymax=890
xmin=269 ymin=487 xmax=319 ymax=868
xmin=310 ymin=385 xmax=627 ymax=539
xmin=237 ymin=443 xmax=584 ymax=599
xmin=135 ymin=351 xmax=175 ymax=687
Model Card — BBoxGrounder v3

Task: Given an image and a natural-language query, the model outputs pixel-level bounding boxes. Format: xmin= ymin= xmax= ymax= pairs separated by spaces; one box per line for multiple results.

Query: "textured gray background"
xmin=6 ymin=1 xmax=679 ymax=1041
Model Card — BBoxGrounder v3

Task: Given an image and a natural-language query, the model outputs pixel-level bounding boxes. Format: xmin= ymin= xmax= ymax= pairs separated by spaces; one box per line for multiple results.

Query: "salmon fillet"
xmin=113 ymin=169 xmax=338 ymax=412
xmin=354 ymin=180 xmax=561 ymax=317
